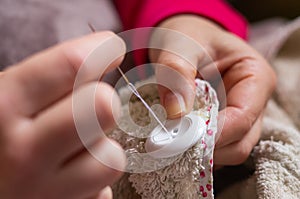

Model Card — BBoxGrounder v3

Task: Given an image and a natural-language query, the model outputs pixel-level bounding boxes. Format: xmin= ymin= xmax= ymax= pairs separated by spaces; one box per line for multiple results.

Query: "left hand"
xmin=0 ymin=32 xmax=126 ymax=199
xmin=149 ymin=15 xmax=276 ymax=166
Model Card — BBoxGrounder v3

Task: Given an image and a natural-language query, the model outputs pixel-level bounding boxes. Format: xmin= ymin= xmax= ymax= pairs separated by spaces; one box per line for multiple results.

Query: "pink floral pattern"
xmin=194 ymin=79 xmax=219 ymax=199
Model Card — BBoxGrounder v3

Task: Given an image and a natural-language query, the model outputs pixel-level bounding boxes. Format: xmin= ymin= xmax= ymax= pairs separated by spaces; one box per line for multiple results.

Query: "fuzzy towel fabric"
xmin=109 ymin=78 xmax=219 ymax=199
xmin=253 ymin=18 xmax=300 ymax=199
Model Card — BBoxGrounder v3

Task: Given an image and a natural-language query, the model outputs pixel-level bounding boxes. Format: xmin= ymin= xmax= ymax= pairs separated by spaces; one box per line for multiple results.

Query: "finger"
xmin=1 ymin=31 xmax=125 ymax=117
xmin=216 ymin=107 xmax=256 ymax=148
xmin=149 ymin=27 xmax=206 ymax=119
xmin=55 ymin=139 xmax=125 ymax=199
xmin=151 ymin=50 xmax=197 ymax=119
xmin=86 ymin=187 xmax=113 ymax=199
xmin=97 ymin=186 xmax=113 ymax=199
xmin=214 ymin=114 xmax=262 ymax=165
xmin=28 ymin=82 xmax=122 ymax=166
xmin=216 ymin=57 xmax=276 ymax=148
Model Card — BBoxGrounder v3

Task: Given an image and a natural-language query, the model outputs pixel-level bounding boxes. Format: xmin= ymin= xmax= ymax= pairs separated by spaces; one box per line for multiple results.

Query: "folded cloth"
xmin=110 ymin=78 xmax=219 ymax=198
xmin=253 ymin=17 xmax=300 ymax=199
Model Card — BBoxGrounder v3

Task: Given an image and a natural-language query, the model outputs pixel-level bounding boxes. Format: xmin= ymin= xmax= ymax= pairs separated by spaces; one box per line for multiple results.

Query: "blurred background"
xmin=0 ymin=0 xmax=299 ymax=70
xmin=231 ymin=0 xmax=300 ymax=22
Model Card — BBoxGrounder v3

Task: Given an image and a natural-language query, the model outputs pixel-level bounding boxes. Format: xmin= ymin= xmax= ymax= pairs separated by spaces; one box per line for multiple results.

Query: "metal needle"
xmin=88 ymin=24 xmax=171 ymax=136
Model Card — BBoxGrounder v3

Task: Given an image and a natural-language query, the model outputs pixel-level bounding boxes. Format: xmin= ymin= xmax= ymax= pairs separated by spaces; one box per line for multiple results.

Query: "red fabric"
xmin=113 ymin=0 xmax=247 ymax=39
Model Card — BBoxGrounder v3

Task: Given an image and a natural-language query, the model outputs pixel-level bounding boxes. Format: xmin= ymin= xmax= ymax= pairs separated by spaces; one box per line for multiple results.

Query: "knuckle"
xmin=250 ymin=57 xmax=277 ymax=94
xmin=161 ymin=58 xmax=197 ymax=78
xmin=244 ymin=110 xmax=257 ymax=129
xmin=255 ymin=57 xmax=277 ymax=95
xmin=60 ymin=44 xmax=83 ymax=77
xmin=6 ymin=122 xmax=44 ymax=170
xmin=230 ymin=108 xmax=254 ymax=137
xmin=236 ymin=107 xmax=258 ymax=136
xmin=234 ymin=141 xmax=252 ymax=165
xmin=237 ymin=58 xmax=261 ymax=77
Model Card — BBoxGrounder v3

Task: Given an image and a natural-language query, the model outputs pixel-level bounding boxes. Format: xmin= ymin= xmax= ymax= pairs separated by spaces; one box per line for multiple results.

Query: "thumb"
xmin=153 ymin=51 xmax=196 ymax=119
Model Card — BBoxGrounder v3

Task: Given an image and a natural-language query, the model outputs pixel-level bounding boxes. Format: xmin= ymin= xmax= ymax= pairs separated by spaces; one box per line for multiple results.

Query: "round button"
xmin=145 ymin=112 xmax=206 ymax=158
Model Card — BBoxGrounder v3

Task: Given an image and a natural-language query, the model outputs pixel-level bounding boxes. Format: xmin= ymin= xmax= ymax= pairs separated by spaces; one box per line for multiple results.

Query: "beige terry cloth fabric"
xmin=217 ymin=17 xmax=300 ymax=199
xmin=110 ymin=18 xmax=300 ymax=199
xmin=110 ymin=79 xmax=219 ymax=199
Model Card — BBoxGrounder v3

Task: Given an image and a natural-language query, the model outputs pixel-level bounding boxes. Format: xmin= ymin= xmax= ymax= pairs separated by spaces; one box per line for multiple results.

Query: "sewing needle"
xmin=88 ymin=23 xmax=171 ymax=136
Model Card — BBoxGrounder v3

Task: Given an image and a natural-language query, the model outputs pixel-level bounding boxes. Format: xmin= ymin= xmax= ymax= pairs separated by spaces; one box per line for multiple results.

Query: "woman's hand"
xmin=150 ymin=15 xmax=276 ymax=166
xmin=0 ymin=32 xmax=126 ymax=199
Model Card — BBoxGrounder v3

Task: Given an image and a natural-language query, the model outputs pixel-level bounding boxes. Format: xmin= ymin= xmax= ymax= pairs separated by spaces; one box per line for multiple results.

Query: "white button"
xmin=145 ymin=112 xmax=206 ymax=158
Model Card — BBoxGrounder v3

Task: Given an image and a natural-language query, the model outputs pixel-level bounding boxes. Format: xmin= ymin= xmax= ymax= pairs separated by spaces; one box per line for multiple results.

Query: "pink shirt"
xmin=113 ymin=0 xmax=247 ymax=39
xmin=113 ymin=0 xmax=247 ymax=77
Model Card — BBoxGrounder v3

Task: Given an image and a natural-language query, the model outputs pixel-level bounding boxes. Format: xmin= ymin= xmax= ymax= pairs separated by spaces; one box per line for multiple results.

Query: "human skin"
xmin=0 ymin=32 xmax=126 ymax=199
xmin=150 ymin=15 xmax=276 ymax=166
xmin=0 ymin=15 xmax=276 ymax=198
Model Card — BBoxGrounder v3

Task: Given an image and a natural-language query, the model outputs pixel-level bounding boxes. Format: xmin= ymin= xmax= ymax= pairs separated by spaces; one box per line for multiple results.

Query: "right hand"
xmin=0 ymin=32 xmax=126 ymax=199
xmin=150 ymin=15 xmax=276 ymax=166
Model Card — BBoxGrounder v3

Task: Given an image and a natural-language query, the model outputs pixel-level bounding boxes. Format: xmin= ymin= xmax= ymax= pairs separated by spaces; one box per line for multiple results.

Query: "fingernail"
xmin=164 ymin=92 xmax=186 ymax=118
